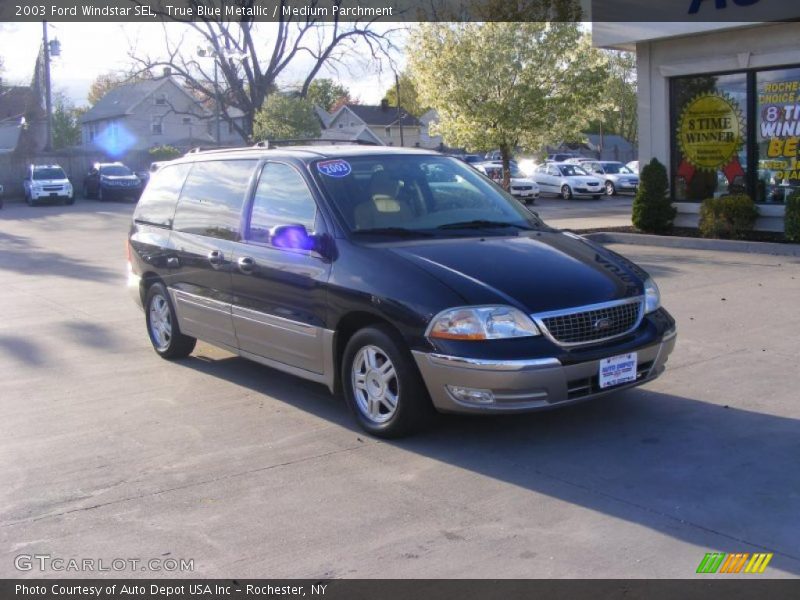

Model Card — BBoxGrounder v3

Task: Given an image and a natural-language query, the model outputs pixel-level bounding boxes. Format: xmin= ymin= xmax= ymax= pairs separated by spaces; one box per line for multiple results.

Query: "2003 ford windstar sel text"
xmin=127 ymin=145 xmax=676 ymax=437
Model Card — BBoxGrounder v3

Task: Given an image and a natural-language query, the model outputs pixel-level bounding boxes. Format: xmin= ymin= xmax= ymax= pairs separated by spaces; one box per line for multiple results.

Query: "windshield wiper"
xmin=351 ymin=227 xmax=434 ymax=237
xmin=436 ymin=220 xmax=534 ymax=231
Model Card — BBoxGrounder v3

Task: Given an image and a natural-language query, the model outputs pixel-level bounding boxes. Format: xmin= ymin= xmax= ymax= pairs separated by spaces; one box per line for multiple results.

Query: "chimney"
xmin=163 ymin=67 xmax=172 ymax=78
xmin=380 ymin=98 xmax=388 ymax=112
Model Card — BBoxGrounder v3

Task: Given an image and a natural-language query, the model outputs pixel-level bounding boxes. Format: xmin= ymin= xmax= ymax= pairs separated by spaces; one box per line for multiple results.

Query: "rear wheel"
xmin=561 ymin=185 xmax=573 ymax=200
xmin=145 ymin=283 xmax=196 ymax=359
xmin=342 ymin=325 xmax=434 ymax=438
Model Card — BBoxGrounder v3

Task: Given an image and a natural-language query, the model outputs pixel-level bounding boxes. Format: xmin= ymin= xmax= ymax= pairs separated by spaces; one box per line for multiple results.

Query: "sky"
xmin=0 ymin=22 xmax=407 ymax=107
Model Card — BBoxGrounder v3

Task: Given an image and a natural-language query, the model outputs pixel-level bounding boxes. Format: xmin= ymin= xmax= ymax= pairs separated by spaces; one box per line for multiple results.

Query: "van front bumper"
xmin=412 ymin=330 xmax=676 ymax=414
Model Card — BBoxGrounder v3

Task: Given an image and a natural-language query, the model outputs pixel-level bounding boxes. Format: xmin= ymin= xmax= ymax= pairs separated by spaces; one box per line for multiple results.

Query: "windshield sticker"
xmin=317 ymin=159 xmax=352 ymax=178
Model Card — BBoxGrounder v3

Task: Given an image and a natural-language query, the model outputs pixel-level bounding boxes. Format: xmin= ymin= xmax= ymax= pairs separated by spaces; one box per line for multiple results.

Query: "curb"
xmin=582 ymin=231 xmax=800 ymax=258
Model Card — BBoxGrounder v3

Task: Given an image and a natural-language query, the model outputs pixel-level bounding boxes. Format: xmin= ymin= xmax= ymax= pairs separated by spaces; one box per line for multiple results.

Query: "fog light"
xmin=447 ymin=385 xmax=495 ymax=405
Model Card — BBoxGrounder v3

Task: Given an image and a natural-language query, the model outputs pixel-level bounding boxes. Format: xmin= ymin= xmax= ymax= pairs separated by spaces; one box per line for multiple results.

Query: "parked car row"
xmin=471 ymin=161 xmax=539 ymax=204
xmin=17 ymin=161 xmax=146 ymax=206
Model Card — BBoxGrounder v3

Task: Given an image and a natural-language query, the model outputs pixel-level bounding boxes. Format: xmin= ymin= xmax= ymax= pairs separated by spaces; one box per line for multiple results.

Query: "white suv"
xmin=24 ymin=164 xmax=74 ymax=206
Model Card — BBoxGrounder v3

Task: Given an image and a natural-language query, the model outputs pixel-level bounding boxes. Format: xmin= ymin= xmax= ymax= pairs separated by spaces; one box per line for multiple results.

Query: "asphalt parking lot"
xmin=1 ymin=198 xmax=799 ymax=578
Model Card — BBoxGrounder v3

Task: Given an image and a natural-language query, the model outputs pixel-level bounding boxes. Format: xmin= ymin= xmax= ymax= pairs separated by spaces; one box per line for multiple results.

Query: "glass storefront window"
xmin=671 ymin=73 xmax=748 ymax=202
xmin=756 ymin=67 xmax=800 ymax=204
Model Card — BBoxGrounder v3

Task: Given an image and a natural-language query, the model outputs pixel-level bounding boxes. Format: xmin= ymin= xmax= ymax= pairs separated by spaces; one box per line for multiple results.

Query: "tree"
xmin=128 ymin=9 xmax=399 ymax=143
xmin=252 ymin=94 xmax=321 ymax=142
xmin=408 ymin=22 xmax=608 ymax=189
xmin=149 ymin=145 xmax=182 ymax=161
xmin=88 ymin=70 xmax=152 ymax=105
xmin=632 ymin=158 xmax=675 ymax=233
xmin=51 ymin=93 xmax=83 ymax=149
xmin=305 ymin=78 xmax=350 ymax=112
xmin=382 ymin=72 xmax=427 ymax=118
xmin=586 ymin=50 xmax=638 ymax=144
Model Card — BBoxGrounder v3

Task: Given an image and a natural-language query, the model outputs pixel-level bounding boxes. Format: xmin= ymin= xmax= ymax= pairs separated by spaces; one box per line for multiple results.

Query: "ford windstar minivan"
xmin=128 ymin=144 xmax=676 ymax=437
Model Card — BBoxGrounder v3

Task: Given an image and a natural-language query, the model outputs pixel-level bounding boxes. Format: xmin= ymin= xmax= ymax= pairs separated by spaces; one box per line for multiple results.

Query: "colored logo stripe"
xmin=697 ymin=552 xmax=773 ymax=574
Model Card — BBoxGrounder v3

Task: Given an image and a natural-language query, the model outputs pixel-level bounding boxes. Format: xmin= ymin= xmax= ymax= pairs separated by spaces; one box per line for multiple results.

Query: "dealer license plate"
xmin=599 ymin=352 xmax=638 ymax=389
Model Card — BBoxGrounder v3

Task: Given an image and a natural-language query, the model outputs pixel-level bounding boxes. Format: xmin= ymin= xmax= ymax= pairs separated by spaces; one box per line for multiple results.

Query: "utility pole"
xmin=42 ymin=21 xmax=53 ymax=151
xmin=395 ymin=73 xmax=404 ymax=147
xmin=214 ymin=60 xmax=221 ymax=147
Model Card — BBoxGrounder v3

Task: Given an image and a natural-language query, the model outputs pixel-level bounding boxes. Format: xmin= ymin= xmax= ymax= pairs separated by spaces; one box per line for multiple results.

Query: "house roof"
xmin=319 ymin=125 xmax=384 ymax=145
xmin=585 ymin=134 xmax=634 ymax=151
xmin=81 ymin=77 xmax=207 ymax=124
xmin=340 ymin=104 xmax=420 ymax=127
xmin=0 ymin=122 xmax=22 ymax=152
xmin=0 ymin=86 xmax=33 ymax=122
xmin=314 ymin=105 xmax=332 ymax=128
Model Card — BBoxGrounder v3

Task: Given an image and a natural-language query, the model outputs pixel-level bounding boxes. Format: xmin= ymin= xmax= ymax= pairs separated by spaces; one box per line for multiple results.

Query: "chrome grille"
xmin=534 ymin=298 xmax=643 ymax=346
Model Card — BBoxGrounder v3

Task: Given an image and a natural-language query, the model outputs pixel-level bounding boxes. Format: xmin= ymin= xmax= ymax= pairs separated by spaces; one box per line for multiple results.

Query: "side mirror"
xmin=270 ymin=224 xmax=330 ymax=257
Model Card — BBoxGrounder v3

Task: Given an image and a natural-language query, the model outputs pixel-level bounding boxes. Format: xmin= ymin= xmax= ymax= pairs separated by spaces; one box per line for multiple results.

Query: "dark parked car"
xmin=128 ymin=145 xmax=676 ymax=437
xmin=84 ymin=162 xmax=143 ymax=201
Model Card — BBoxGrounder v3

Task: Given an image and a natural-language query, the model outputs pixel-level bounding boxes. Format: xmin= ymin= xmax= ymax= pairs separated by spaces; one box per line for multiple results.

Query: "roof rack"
xmin=252 ymin=138 xmax=380 ymax=149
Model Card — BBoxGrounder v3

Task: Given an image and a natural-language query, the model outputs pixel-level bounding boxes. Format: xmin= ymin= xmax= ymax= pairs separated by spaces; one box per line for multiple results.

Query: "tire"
xmin=561 ymin=185 xmax=573 ymax=200
xmin=144 ymin=282 xmax=196 ymax=359
xmin=64 ymin=196 xmax=75 ymax=206
xmin=342 ymin=325 xmax=434 ymax=438
xmin=605 ymin=181 xmax=616 ymax=196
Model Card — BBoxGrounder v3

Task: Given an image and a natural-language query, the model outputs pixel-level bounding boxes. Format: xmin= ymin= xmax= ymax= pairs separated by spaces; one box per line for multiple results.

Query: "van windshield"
xmin=312 ymin=155 xmax=543 ymax=236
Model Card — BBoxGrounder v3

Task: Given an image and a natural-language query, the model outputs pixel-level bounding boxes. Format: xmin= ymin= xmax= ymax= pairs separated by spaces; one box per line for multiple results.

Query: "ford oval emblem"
xmin=594 ymin=317 xmax=613 ymax=331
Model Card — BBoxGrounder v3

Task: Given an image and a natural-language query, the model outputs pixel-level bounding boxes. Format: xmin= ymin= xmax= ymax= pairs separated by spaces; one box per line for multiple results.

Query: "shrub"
xmin=632 ymin=158 xmax=675 ymax=233
xmin=698 ymin=194 xmax=759 ymax=239
xmin=148 ymin=144 xmax=182 ymax=162
xmin=786 ymin=191 xmax=800 ymax=243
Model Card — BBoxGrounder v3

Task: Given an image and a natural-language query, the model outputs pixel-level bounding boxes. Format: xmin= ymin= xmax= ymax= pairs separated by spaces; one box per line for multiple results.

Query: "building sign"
xmin=758 ymin=76 xmax=800 ymax=180
xmin=677 ymin=92 xmax=744 ymax=171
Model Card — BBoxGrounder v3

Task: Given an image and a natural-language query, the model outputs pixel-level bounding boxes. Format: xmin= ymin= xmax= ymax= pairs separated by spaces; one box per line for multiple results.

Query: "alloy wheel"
xmin=351 ymin=345 xmax=399 ymax=424
xmin=148 ymin=293 xmax=173 ymax=352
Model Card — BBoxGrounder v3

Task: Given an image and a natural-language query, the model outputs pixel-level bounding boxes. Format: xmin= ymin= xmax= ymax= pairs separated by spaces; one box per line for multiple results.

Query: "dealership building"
xmin=595 ymin=17 xmax=800 ymax=231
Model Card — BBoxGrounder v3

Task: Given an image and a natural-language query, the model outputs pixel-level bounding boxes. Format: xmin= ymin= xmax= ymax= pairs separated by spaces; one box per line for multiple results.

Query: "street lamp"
xmin=197 ymin=46 xmax=248 ymax=147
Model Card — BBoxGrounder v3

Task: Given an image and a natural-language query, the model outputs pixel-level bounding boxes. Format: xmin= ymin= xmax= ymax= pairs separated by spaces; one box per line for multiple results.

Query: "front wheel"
xmin=145 ymin=283 xmax=196 ymax=359
xmin=561 ymin=185 xmax=573 ymax=200
xmin=342 ymin=326 xmax=434 ymax=438
xmin=605 ymin=181 xmax=616 ymax=196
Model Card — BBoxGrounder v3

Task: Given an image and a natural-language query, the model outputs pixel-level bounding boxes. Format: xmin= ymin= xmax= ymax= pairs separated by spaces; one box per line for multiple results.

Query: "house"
xmin=80 ymin=74 xmax=218 ymax=154
xmin=318 ymin=100 xmax=423 ymax=147
xmin=418 ymin=109 xmax=444 ymax=150
xmin=585 ymin=134 xmax=636 ymax=163
xmin=0 ymin=86 xmax=34 ymax=154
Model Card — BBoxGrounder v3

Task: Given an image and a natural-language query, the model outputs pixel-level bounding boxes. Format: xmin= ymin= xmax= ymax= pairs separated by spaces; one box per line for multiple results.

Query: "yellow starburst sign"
xmin=677 ymin=92 xmax=744 ymax=171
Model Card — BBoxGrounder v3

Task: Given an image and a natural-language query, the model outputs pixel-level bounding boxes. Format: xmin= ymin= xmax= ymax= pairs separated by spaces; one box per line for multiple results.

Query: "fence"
xmin=0 ymin=148 xmax=154 ymax=199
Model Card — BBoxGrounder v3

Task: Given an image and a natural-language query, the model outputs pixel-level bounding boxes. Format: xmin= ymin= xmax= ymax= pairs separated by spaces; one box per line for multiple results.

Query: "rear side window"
xmin=247 ymin=162 xmax=317 ymax=243
xmin=133 ymin=163 xmax=190 ymax=228
xmin=172 ymin=160 xmax=257 ymax=241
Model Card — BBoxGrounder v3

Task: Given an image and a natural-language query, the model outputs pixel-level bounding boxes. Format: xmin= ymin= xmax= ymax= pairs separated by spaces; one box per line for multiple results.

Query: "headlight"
xmin=644 ymin=277 xmax=660 ymax=314
xmin=427 ymin=306 xmax=540 ymax=340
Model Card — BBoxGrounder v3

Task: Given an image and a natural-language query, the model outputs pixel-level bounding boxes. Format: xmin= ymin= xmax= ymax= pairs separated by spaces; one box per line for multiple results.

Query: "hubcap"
xmin=149 ymin=294 xmax=173 ymax=351
xmin=606 ymin=182 xmax=614 ymax=195
xmin=352 ymin=345 xmax=399 ymax=424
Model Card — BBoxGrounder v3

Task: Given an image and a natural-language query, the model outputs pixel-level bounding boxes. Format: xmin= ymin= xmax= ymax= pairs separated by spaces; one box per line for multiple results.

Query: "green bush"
xmin=698 ymin=194 xmax=759 ymax=239
xmin=786 ymin=191 xmax=800 ymax=243
xmin=632 ymin=158 xmax=675 ymax=233
xmin=148 ymin=144 xmax=182 ymax=162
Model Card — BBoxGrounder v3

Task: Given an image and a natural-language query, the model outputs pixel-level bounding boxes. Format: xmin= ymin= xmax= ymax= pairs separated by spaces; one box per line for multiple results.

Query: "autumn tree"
xmin=253 ymin=94 xmax=321 ymax=142
xmin=52 ymin=93 xmax=83 ymax=149
xmin=88 ymin=70 xmax=152 ymax=105
xmin=305 ymin=78 xmax=350 ymax=112
xmin=127 ymin=5 xmax=399 ymax=143
xmin=409 ymin=22 xmax=608 ymax=188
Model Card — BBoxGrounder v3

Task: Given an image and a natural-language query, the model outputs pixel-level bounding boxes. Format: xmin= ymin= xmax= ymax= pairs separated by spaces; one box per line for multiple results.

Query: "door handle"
xmin=207 ymin=250 xmax=224 ymax=268
xmin=237 ymin=256 xmax=255 ymax=275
